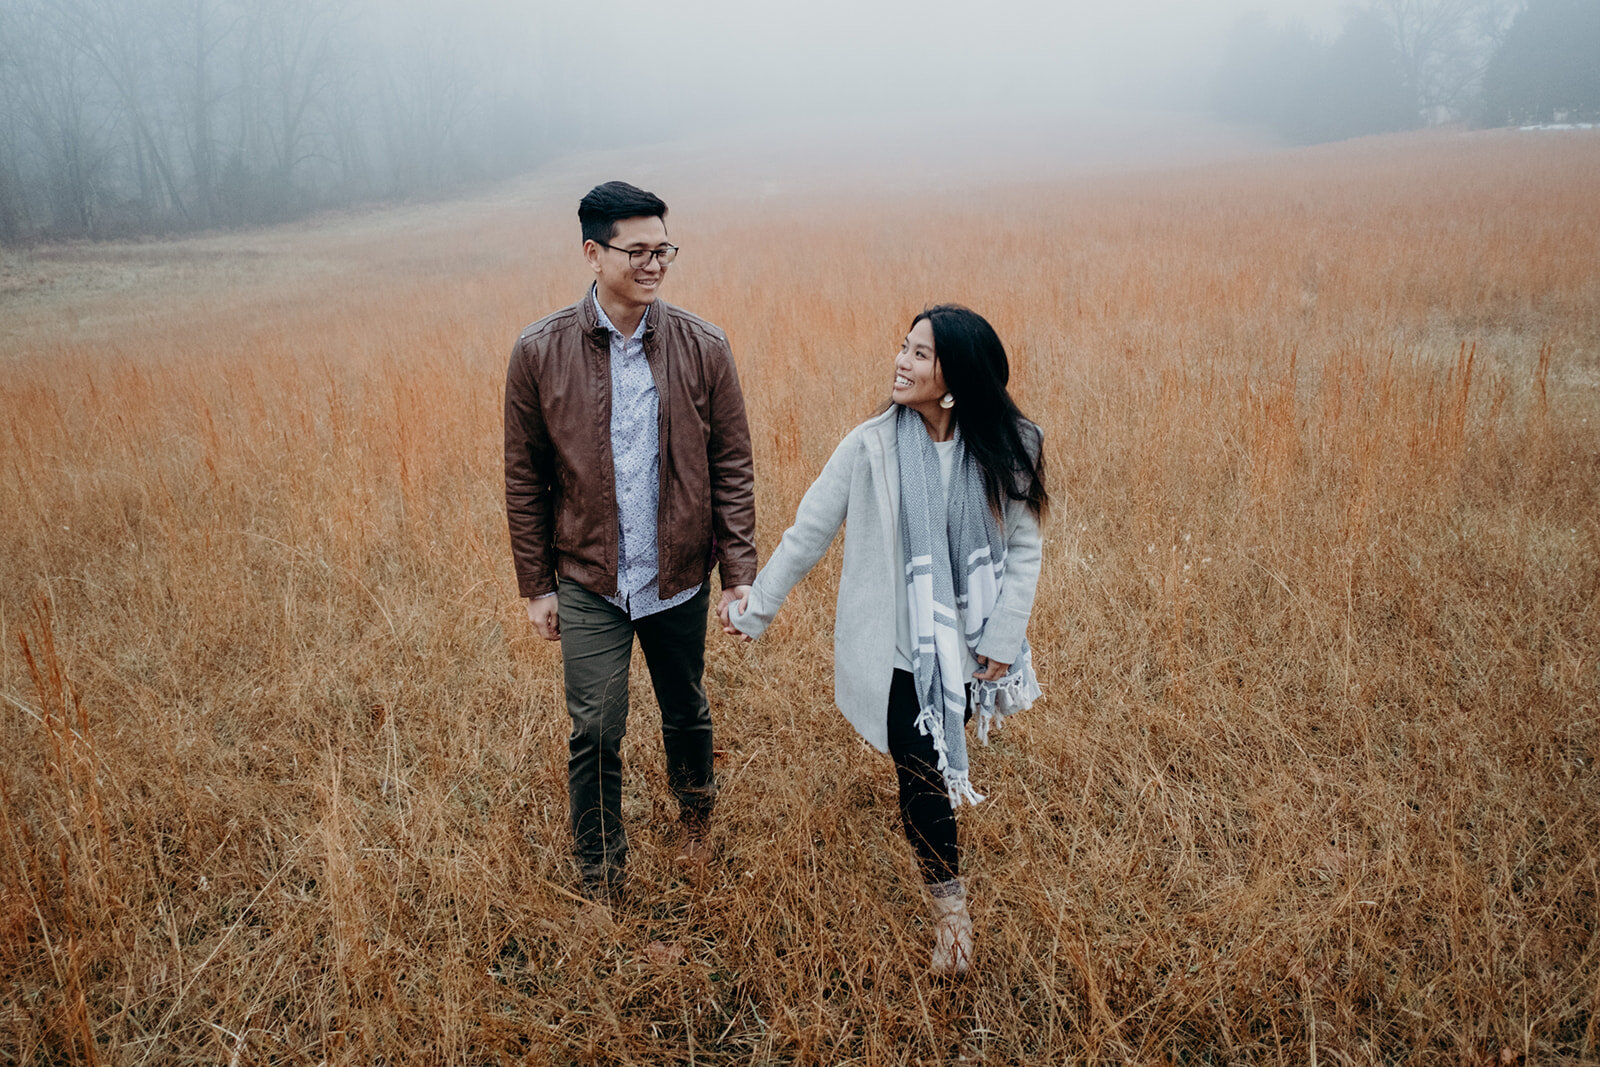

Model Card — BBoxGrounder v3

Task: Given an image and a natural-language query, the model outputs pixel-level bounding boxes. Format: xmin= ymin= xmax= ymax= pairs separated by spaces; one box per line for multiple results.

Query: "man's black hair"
xmin=578 ymin=181 xmax=668 ymax=245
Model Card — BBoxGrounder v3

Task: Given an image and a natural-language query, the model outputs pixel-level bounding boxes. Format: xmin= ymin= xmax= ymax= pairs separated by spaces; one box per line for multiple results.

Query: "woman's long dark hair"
xmin=912 ymin=304 xmax=1049 ymax=520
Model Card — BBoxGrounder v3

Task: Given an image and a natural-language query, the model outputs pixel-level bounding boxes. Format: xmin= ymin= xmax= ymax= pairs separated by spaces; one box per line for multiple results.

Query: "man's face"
xmin=585 ymin=214 xmax=670 ymax=312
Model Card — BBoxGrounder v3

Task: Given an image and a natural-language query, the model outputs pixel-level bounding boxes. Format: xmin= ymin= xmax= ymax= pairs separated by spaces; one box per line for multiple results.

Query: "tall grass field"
xmin=2 ymin=129 xmax=1598 ymax=1064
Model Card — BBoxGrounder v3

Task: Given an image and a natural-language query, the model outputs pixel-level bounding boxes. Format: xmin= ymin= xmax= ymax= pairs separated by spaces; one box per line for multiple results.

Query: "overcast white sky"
xmin=438 ymin=0 xmax=1351 ymax=137
xmin=400 ymin=0 xmax=1350 ymax=141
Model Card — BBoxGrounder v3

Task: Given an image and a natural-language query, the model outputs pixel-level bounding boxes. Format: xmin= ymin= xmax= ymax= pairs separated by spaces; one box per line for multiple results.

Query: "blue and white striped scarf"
xmin=897 ymin=405 xmax=1042 ymax=808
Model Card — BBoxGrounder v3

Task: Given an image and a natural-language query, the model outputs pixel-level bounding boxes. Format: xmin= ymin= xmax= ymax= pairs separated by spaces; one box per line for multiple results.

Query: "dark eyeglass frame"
xmin=597 ymin=241 xmax=679 ymax=268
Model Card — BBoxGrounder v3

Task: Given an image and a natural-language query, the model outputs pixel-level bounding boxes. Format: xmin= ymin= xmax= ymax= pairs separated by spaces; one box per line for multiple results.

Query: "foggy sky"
xmin=0 ymin=0 xmax=1364 ymax=242
xmin=447 ymin=0 xmax=1351 ymax=139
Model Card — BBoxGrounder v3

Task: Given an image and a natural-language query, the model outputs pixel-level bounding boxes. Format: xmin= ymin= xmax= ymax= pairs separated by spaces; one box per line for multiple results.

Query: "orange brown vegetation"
xmin=2 ymin=130 xmax=1598 ymax=1063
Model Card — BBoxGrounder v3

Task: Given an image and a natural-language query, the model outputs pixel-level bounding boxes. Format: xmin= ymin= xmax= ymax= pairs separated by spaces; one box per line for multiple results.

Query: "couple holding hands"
xmin=504 ymin=182 xmax=1048 ymax=976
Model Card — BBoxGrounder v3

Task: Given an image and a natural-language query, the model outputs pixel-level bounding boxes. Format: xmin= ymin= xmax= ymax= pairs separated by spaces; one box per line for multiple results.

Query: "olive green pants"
xmin=558 ymin=582 xmax=716 ymax=890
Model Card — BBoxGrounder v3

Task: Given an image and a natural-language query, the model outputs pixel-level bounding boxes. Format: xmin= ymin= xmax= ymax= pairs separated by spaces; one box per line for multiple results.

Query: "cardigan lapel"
xmin=862 ymin=409 xmax=901 ymax=567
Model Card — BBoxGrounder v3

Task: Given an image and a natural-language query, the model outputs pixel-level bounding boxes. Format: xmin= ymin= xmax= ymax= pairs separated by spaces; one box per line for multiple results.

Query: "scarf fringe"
xmin=973 ymin=648 xmax=1043 ymax=746
xmin=913 ymin=654 xmax=1043 ymax=807
xmin=942 ymin=768 xmax=987 ymax=808
xmin=912 ymin=699 xmax=948 ymax=772
xmin=911 ymin=693 xmax=986 ymax=807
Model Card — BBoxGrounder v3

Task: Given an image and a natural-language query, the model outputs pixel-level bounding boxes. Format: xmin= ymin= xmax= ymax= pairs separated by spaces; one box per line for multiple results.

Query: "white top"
xmin=933 ymin=438 xmax=958 ymax=487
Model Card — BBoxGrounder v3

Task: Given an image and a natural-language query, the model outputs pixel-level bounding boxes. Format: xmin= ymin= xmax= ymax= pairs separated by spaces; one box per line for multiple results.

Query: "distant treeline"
xmin=1213 ymin=0 xmax=1600 ymax=144
xmin=0 ymin=0 xmax=556 ymax=244
xmin=4 ymin=1 xmax=1599 ymax=246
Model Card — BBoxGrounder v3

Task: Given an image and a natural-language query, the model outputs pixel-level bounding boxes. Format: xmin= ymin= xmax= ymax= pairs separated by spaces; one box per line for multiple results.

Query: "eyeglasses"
xmin=598 ymin=242 xmax=679 ymax=268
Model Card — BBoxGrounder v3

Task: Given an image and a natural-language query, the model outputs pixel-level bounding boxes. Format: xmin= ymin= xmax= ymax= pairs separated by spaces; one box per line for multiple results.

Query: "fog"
xmin=471 ymin=0 xmax=1348 ymax=136
xmin=8 ymin=0 xmax=1565 ymax=242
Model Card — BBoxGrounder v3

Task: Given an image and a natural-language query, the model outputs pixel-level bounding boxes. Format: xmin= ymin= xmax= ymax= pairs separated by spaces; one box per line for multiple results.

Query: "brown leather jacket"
xmin=504 ymin=291 xmax=756 ymax=601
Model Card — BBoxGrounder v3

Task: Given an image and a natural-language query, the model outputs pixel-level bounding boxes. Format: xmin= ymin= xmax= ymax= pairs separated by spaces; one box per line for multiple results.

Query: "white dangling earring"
xmin=939 ymin=393 xmax=955 ymax=410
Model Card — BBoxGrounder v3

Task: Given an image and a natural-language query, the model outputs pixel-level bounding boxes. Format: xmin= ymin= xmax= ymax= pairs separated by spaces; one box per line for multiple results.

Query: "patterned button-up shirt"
xmin=594 ymin=287 xmax=702 ymax=618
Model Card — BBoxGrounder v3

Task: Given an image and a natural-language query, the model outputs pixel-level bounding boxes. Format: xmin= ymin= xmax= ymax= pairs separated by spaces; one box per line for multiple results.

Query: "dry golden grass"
xmin=2 ymin=128 xmax=1598 ymax=1064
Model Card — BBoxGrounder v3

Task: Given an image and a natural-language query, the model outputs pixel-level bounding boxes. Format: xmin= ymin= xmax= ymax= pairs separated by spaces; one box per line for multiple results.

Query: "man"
xmin=504 ymin=181 xmax=755 ymax=901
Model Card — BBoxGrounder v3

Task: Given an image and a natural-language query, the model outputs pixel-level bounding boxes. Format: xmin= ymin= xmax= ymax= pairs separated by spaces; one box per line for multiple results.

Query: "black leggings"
xmin=886 ymin=669 xmax=961 ymax=884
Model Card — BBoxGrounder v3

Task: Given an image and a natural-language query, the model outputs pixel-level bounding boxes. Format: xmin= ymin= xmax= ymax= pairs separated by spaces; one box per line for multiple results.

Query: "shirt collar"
xmin=590 ymin=284 xmax=649 ymax=342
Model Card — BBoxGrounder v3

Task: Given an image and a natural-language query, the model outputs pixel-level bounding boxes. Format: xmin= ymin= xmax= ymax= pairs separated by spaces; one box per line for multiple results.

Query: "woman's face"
xmin=892 ymin=318 xmax=946 ymax=410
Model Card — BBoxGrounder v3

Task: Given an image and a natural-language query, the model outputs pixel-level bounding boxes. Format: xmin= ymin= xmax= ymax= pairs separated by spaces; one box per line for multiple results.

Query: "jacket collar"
xmin=579 ymin=284 xmax=660 ymax=347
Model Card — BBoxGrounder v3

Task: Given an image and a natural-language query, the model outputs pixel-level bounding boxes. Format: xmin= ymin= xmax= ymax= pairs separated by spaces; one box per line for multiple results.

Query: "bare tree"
xmin=160 ymin=0 xmax=235 ymax=226
xmin=1374 ymin=0 xmax=1526 ymax=122
xmin=371 ymin=23 xmax=475 ymax=195
xmin=1483 ymin=0 xmax=1600 ymax=123
xmin=0 ymin=7 xmax=35 ymax=241
xmin=3 ymin=0 xmax=116 ymax=235
xmin=0 ymin=0 xmax=566 ymax=241
xmin=49 ymin=0 xmax=192 ymax=223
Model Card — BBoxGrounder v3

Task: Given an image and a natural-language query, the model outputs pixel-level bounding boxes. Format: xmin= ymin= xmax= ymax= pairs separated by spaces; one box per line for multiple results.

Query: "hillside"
xmin=3 ymin=122 xmax=1598 ymax=1064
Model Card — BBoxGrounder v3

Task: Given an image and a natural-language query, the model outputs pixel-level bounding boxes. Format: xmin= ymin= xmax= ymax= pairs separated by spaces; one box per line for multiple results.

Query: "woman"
xmin=721 ymin=304 xmax=1047 ymax=976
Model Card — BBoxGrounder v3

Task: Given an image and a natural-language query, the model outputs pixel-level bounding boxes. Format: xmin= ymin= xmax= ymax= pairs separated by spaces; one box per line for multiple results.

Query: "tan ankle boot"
xmin=927 ymin=879 xmax=972 ymax=976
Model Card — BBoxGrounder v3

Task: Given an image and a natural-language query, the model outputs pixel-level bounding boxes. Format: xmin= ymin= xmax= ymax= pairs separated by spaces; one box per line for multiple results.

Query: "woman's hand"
xmin=717 ymin=586 xmax=752 ymax=641
xmin=972 ymin=656 xmax=1009 ymax=682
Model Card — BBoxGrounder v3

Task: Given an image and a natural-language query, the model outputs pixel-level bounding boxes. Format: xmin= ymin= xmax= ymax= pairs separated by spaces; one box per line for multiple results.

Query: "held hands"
xmin=717 ymin=585 xmax=752 ymax=641
xmin=525 ymin=595 xmax=560 ymax=641
xmin=972 ymin=656 xmax=1010 ymax=682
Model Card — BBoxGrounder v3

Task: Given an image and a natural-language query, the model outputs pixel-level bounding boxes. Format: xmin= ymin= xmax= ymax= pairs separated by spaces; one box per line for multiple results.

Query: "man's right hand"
xmin=526 ymin=595 xmax=560 ymax=641
xmin=717 ymin=586 xmax=751 ymax=641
